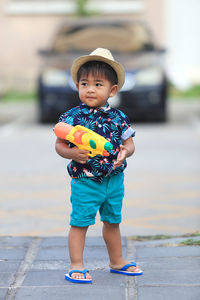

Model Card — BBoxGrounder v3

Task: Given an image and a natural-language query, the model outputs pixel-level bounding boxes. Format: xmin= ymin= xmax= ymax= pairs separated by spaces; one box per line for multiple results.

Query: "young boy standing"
xmin=55 ymin=48 xmax=143 ymax=283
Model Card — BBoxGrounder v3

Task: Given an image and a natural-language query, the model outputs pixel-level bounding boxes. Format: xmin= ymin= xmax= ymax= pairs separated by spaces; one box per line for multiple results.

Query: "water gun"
xmin=54 ymin=122 xmax=113 ymax=157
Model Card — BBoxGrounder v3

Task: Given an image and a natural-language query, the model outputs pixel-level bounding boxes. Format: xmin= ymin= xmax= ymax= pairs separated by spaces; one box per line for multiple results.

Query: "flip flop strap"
xmin=69 ymin=269 xmax=89 ymax=279
xmin=121 ymin=262 xmax=136 ymax=271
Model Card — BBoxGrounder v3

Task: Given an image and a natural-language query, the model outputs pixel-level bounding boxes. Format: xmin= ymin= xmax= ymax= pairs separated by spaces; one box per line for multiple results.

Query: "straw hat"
xmin=70 ymin=48 xmax=125 ymax=90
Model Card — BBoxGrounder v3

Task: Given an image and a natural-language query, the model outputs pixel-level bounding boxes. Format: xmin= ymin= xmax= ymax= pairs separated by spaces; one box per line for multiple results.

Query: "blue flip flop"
xmin=110 ymin=261 xmax=143 ymax=276
xmin=65 ymin=269 xmax=92 ymax=283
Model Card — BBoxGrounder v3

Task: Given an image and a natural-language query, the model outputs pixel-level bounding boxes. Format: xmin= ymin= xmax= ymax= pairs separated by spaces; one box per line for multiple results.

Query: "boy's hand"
xmin=113 ymin=137 xmax=135 ymax=170
xmin=71 ymin=147 xmax=90 ymax=164
xmin=55 ymin=138 xmax=89 ymax=163
xmin=113 ymin=145 xmax=128 ymax=169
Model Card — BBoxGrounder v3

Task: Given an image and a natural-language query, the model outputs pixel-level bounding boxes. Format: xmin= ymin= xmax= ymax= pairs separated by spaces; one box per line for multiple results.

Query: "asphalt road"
xmin=0 ymin=100 xmax=200 ymax=237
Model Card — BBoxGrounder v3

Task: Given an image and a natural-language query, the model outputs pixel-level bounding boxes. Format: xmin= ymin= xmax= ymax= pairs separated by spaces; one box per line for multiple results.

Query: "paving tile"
xmin=138 ymin=256 xmax=200 ymax=271
xmin=39 ymin=237 xmax=67 ymax=248
xmin=0 ymin=248 xmax=27 ymax=260
xmin=0 ymin=261 xmax=21 ymax=272
xmin=0 ymin=288 xmax=8 ymax=300
xmin=34 ymin=246 xmax=69 ymax=261
xmin=0 ymin=273 xmax=15 ymax=287
xmin=136 ymin=246 xmax=200 ymax=258
xmin=0 ymin=237 xmax=32 ymax=248
xmin=137 ymin=269 xmax=200 ymax=286
xmin=89 ymin=270 xmax=127 ymax=287
xmin=31 ymin=260 xmax=68 ymax=271
xmin=138 ymin=286 xmax=200 ymax=300
xmin=15 ymin=285 xmax=125 ymax=300
xmin=22 ymin=270 xmax=67 ymax=286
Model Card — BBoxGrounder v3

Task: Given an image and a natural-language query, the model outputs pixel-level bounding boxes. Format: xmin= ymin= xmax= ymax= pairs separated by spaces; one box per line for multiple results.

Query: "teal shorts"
xmin=70 ymin=172 xmax=124 ymax=227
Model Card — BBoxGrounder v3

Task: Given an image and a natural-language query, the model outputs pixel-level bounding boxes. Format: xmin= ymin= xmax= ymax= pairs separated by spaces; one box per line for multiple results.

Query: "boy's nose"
xmin=87 ymin=85 xmax=95 ymax=92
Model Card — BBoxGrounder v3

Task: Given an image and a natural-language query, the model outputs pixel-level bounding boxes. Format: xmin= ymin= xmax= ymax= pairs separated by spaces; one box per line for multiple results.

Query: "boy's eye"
xmin=96 ymin=83 xmax=102 ymax=87
xmin=81 ymin=82 xmax=87 ymax=86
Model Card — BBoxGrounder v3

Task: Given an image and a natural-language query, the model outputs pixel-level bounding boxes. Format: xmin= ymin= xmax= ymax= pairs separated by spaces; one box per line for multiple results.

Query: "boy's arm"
xmin=55 ymin=137 xmax=89 ymax=164
xmin=113 ymin=137 xmax=135 ymax=169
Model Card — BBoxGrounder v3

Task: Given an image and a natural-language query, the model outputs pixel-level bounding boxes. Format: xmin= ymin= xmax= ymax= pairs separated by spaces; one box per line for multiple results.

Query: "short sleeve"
xmin=119 ymin=112 xmax=135 ymax=141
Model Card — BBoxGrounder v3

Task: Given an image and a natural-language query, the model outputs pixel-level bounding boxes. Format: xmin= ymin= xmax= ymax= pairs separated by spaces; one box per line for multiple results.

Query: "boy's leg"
xmin=68 ymin=225 xmax=91 ymax=279
xmin=102 ymin=221 xmax=141 ymax=272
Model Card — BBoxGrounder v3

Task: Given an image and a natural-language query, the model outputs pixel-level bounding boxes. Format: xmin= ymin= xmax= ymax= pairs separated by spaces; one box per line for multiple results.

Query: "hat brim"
xmin=71 ymin=54 xmax=125 ymax=90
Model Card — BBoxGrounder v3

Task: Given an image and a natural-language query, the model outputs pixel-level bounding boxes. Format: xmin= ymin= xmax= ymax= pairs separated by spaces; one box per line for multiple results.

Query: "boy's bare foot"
xmin=69 ymin=266 xmax=92 ymax=280
xmin=109 ymin=259 xmax=142 ymax=273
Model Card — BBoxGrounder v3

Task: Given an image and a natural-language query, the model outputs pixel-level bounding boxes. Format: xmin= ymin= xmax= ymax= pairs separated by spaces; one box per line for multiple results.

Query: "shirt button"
xmin=98 ymin=124 xmax=102 ymax=128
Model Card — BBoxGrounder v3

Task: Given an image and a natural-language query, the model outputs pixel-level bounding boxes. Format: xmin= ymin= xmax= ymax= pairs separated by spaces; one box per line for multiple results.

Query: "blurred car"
xmin=37 ymin=19 xmax=168 ymax=123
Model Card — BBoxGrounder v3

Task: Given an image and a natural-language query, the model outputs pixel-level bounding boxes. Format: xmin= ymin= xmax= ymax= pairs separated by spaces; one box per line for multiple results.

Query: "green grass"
xmin=128 ymin=232 xmax=200 ymax=241
xmin=0 ymin=91 xmax=36 ymax=102
xmin=74 ymin=0 xmax=99 ymax=16
xmin=179 ymin=239 xmax=200 ymax=246
xmin=182 ymin=232 xmax=200 ymax=237
xmin=169 ymin=84 xmax=200 ymax=99
xmin=128 ymin=234 xmax=174 ymax=241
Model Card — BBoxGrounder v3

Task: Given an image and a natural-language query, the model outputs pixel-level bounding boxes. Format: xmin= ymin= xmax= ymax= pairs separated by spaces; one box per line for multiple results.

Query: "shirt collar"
xmin=80 ymin=102 xmax=111 ymax=114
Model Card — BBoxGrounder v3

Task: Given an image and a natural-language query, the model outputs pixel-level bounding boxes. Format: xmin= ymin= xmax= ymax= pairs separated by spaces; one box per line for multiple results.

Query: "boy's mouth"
xmin=86 ymin=97 xmax=95 ymax=100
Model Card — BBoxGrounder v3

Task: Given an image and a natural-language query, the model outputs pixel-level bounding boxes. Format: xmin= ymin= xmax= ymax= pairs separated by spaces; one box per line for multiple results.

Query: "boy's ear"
xmin=109 ymin=85 xmax=118 ymax=97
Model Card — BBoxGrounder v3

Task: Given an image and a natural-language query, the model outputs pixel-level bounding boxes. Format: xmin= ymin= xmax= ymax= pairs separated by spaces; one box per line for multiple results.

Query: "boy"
xmin=55 ymin=48 xmax=142 ymax=283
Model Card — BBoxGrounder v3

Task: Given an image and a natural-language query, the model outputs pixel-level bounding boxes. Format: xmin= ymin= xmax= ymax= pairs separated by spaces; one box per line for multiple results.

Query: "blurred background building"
xmin=0 ymin=0 xmax=199 ymax=93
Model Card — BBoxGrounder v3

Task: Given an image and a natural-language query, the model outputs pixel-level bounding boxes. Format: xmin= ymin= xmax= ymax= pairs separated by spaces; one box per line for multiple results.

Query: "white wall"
xmin=164 ymin=0 xmax=200 ymax=89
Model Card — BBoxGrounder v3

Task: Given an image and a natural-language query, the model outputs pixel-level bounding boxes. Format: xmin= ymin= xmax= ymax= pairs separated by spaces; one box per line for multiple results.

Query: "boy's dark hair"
xmin=77 ymin=61 xmax=118 ymax=86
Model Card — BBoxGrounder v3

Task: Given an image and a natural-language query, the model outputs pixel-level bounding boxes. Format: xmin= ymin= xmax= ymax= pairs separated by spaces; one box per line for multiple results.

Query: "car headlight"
xmin=135 ymin=67 xmax=163 ymax=86
xmin=121 ymin=72 xmax=136 ymax=91
xmin=42 ymin=69 xmax=69 ymax=87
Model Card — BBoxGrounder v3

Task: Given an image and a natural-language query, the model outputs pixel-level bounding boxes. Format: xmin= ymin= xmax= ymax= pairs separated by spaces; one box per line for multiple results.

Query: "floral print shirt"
xmin=58 ymin=102 xmax=135 ymax=182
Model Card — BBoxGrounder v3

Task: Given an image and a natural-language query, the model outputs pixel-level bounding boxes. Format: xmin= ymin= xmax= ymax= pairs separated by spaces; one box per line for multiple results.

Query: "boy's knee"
xmin=103 ymin=221 xmax=120 ymax=228
xmin=71 ymin=225 xmax=89 ymax=229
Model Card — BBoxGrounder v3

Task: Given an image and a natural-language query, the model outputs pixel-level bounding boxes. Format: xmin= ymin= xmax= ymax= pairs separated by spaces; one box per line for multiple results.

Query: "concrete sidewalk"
xmin=0 ymin=236 xmax=200 ymax=300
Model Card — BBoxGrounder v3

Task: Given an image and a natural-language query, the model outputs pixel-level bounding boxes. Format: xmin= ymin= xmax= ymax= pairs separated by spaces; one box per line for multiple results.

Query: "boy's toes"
xmin=128 ymin=265 xmax=141 ymax=273
xmin=71 ymin=272 xmax=83 ymax=279
xmin=70 ymin=271 xmax=91 ymax=280
xmin=85 ymin=272 xmax=92 ymax=279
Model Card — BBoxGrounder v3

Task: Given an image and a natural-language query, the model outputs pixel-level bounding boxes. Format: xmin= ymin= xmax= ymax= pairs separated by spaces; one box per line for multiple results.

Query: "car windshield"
xmin=52 ymin=22 xmax=155 ymax=54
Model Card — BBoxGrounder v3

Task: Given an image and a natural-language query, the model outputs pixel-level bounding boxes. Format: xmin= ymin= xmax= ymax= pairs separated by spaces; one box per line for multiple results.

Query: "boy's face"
xmin=76 ymin=73 xmax=118 ymax=108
